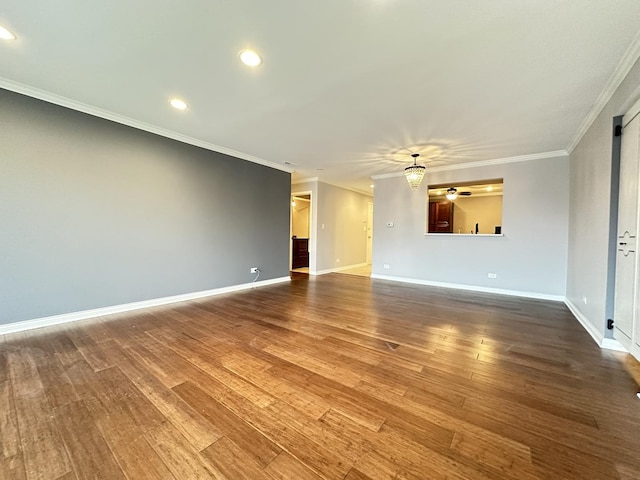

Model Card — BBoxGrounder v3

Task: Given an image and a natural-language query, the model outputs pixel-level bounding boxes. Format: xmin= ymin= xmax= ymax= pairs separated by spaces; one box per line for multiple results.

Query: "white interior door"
xmin=614 ymin=103 xmax=640 ymax=352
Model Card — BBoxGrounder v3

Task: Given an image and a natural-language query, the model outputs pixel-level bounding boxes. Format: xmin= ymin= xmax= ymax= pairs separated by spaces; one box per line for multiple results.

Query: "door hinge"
xmin=607 ymin=319 xmax=614 ymax=330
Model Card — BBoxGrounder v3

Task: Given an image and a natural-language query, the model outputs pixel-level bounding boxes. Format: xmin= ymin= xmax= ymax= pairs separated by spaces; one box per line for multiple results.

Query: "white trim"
xmin=326 ymin=183 xmax=373 ymax=198
xmin=564 ymin=298 xmax=627 ymax=352
xmin=564 ymin=298 xmax=605 ymax=345
xmin=291 ymin=177 xmax=319 ymax=185
xmin=0 ymin=276 xmax=291 ymax=336
xmin=291 ymin=178 xmax=372 ymax=198
xmin=0 ymin=77 xmax=293 ymax=174
xmin=601 ymin=338 xmax=628 ymax=352
xmin=622 ymin=95 xmax=640 ymax=127
xmin=566 ymin=30 xmax=640 ymax=153
xmin=310 ymin=262 xmax=368 ymax=276
xmin=291 ymin=188 xmax=314 ymax=272
xmin=370 ymin=274 xmax=564 ymax=301
xmin=370 ymin=150 xmax=567 ymax=179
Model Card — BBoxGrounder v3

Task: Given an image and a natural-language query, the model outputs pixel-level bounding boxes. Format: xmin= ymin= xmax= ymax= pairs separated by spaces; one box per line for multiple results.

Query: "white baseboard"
xmin=564 ymin=299 xmax=627 ymax=352
xmin=310 ymin=263 xmax=368 ymax=276
xmin=370 ymin=274 xmax=565 ymax=301
xmin=0 ymin=276 xmax=291 ymax=336
xmin=601 ymin=338 xmax=628 ymax=352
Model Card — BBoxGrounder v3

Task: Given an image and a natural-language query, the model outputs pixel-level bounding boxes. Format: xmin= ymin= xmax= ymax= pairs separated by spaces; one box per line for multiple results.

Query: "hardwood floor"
xmin=1 ymin=273 xmax=640 ymax=479
xmin=335 ymin=265 xmax=372 ymax=277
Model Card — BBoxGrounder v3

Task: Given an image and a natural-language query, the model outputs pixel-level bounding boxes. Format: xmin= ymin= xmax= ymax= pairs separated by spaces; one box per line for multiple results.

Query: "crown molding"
xmin=370 ymin=149 xmax=567 ymax=179
xmin=371 ymin=171 xmax=405 ymax=180
xmin=0 ymin=77 xmax=293 ymax=173
xmin=291 ymin=176 xmax=372 ymax=197
xmin=566 ymin=30 xmax=640 ymax=154
xmin=291 ymin=176 xmax=319 ymax=184
xmin=325 ymin=183 xmax=373 ymax=198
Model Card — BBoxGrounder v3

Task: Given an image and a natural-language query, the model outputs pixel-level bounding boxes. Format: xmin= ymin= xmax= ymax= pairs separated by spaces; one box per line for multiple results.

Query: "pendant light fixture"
xmin=446 ymin=187 xmax=458 ymax=200
xmin=404 ymin=153 xmax=426 ymax=191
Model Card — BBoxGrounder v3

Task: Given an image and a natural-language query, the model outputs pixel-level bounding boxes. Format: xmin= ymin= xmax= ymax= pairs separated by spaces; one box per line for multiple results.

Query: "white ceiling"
xmin=2 ymin=1 xmax=640 ymax=194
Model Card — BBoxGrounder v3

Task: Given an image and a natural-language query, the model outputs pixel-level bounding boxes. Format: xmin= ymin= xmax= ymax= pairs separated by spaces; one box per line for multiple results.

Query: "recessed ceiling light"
xmin=169 ymin=98 xmax=188 ymax=110
xmin=0 ymin=26 xmax=16 ymax=41
xmin=239 ymin=49 xmax=262 ymax=67
xmin=370 ymin=184 xmax=374 ymax=188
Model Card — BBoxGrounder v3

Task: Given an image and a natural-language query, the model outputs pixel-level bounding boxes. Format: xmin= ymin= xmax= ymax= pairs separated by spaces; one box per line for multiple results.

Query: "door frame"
xmin=366 ymin=202 xmax=374 ymax=265
xmin=612 ymin=95 xmax=640 ymax=361
xmin=290 ymin=190 xmax=313 ymax=271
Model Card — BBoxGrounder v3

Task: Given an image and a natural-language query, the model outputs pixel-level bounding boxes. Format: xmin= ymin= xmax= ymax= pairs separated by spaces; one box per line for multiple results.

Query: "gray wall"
xmin=567 ymin=58 xmax=640 ymax=337
xmin=373 ymin=156 xmax=569 ymax=296
xmin=0 ymin=89 xmax=291 ymax=325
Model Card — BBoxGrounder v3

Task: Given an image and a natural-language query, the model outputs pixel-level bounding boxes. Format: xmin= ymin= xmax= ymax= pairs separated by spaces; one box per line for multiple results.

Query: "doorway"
xmin=366 ymin=202 xmax=373 ymax=265
xmin=291 ymin=193 xmax=311 ymax=272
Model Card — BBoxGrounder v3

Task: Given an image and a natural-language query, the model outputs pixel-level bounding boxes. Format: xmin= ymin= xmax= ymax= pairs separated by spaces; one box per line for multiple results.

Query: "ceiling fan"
xmin=446 ymin=187 xmax=472 ymax=200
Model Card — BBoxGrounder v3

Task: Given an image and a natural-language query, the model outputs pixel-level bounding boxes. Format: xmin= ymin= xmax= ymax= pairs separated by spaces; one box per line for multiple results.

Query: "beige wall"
xmin=451 ymin=195 xmax=503 ymax=234
xmin=316 ymin=182 xmax=370 ymax=272
xmin=292 ymin=200 xmax=310 ymax=238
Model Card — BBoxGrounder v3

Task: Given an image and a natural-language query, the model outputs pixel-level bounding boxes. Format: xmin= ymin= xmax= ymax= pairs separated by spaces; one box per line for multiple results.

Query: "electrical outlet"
xmin=582 ymin=296 xmax=587 ymax=305
xmin=488 ymin=273 xmax=497 ymax=279
xmin=383 ymin=264 xmax=390 ymax=269
xmin=250 ymin=267 xmax=259 ymax=274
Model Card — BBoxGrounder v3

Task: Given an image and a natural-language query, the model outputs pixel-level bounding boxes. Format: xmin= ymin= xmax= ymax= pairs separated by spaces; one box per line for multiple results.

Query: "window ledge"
xmin=424 ymin=233 xmax=504 ymax=237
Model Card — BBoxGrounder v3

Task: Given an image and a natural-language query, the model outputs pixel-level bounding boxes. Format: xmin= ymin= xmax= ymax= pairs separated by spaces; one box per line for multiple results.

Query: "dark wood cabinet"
xmin=292 ymin=237 xmax=309 ymax=268
xmin=428 ymin=201 xmax=454 ymax=233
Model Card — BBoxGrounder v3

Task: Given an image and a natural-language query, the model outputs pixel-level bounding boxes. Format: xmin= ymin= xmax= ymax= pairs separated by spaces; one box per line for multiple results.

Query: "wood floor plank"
xmin=8 ymin=350 xmax=71 ymax=480
xmin=176 ymin=381 xmax=351 ymax=480
xmin=0 ymin=351 xmax=21 ymax=460
xmin=54 ymin=400 xmax=125 ymax=480
xmin=150 ymin=330 xmax=278 ymax=408
xmin=264 ymin=452 xmax=324 ymax=480
xmin=145 ymin=422 xmax=226 ymax=480
xmin=201 ymin=436 xmax=273 ymax=480
xmin=64 ymin=359 xmax=175 ymax=480
xmin=231 ymin=365 xmax=331 ymax=420
xmin=97 ymin=339 xmax=222 ymax=451
xmin=65 ymin=328 xmax=114 ymax=372
xmin=172 ymin=381 xmax=282 ymax=468
xmin=263 ymin=342 xmax=363 ymax=388
xmin=343 ymin=468 xmax=374 ymax=480
xmin=1 ymin=273 xmax=639 ymax=479
xmin=0 ymin=454 xmax=27 ymax=480
xmin=266 ymin=364 xmax=387 ymax=432
xmin=354 ymin=380 xmax=538 ymax=472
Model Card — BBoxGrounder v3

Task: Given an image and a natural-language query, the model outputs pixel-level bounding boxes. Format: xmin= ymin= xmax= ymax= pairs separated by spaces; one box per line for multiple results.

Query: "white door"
xmin=614 ymin=101 xmax=640 ymax=352
xmin=366 ymin=202 xmax=373 ymax=265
